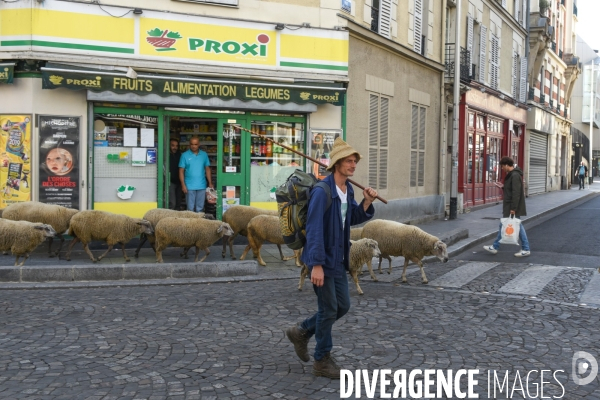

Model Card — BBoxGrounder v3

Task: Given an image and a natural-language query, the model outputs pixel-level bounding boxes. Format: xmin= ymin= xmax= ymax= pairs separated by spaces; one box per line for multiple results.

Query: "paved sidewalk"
xmin=0 ymin=186 xmax=598 ymax=286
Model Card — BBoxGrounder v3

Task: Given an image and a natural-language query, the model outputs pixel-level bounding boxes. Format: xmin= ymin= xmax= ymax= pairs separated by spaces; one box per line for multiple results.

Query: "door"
xmin=529 ymin=132 xmax=548 ymax=195
xmin=217 ymin=119 xmax=249 ymax=219
xmin=162 ymin=115 xmax=171 ymax=209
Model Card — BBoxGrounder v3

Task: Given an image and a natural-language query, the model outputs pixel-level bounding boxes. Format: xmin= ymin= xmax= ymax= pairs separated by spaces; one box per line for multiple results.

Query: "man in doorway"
xmin=179 ymin=136 xmax=212 ymax=213
xmin=169 ymin=138 xmax=182 ymax=210
xmin=576 ymin=161 xmax=588 ymax=190
xmin=285 ymin=137 xmax=378 ymax=379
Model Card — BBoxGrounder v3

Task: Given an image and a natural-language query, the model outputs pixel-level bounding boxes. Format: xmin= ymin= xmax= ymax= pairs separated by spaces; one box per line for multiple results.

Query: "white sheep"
xmin=239 ymin=215 xmax=302 ymax=267
xmin=155 ymin=218 xmax=234 ymax=263
xmin=221 ymin=205 xmax=279 ymax=259
xmin=0 ymin=219 xmax=56 ymax=266
xmin=2 ymin=202 xmax=79 ymax=258
xmin=361 ymin=220 xmax=448 ymax=284
xmin=350 ymin=227 xmax=363 ymax=241
xmin=298 ymin=238 xmax=381 ymax=295
xmin=134 ymin=208 xmax=212 ymax=258
xmin=65 ymin=210 xmax=154 ymax=263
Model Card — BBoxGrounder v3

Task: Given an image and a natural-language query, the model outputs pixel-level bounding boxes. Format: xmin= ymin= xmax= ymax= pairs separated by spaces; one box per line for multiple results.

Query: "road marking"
xmin=429 ymin=262 xmax=500 ymax=288
xmin=579 ymin=273 xmax=600 ymax=306
xmin=499 ymin=265 xmax=567 ymax=295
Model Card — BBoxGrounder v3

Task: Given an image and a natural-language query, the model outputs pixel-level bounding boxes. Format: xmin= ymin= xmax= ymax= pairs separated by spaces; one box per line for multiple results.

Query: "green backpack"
xmin=276 ymin=169 xmax=331 ymax=250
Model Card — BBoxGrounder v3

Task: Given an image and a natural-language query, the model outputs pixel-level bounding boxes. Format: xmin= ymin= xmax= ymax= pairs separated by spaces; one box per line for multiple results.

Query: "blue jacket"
xmin=301 ymin=174 xmax=375 ymax=278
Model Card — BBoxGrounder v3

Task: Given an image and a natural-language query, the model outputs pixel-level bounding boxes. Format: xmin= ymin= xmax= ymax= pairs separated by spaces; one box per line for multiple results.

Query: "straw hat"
xmin=326 ymin=137 xmax=361 ymax=171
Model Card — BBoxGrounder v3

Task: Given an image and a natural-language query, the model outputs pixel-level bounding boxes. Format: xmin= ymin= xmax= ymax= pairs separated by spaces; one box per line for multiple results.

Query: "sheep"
xmin=65 ymin=210 xmax=154 ymax=263
xmin=0 ymin=219 xmax=56 ymax=266
xmin=361 ymin=219 xmax=448 ymax=284
xmin=154 ymin=218 xmax=234 ymax=263
xmin=350 ymin=227 xmax=363 ymax=241
xmin=221 ymin=205 xmax=280 ymax=259
xmin=134 ymin=208 xmax=213 ymax=258
xmin=2 ymin=202 xmax=79 ymax=258
xmin=298 ymin=238 xmax=381 ymax=295
xmin=0 ymin=208 xmax=3 ymax=218
xmin=238 ymin=215 xmax=302 ymax=267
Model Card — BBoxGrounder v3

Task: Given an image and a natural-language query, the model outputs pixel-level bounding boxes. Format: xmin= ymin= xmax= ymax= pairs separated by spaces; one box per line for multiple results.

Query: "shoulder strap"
xmin=314 ymin=181 xmax=332 ymax=210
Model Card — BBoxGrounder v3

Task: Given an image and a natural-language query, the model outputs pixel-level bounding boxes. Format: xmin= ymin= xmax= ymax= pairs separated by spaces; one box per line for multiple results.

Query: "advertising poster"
xmin=39 ymin=116 xmax=80 ymax=209
xmin=309 ymin=129 xmax=341 ymax=180
xmin=0 ymin=115 xmax=31 ymax=208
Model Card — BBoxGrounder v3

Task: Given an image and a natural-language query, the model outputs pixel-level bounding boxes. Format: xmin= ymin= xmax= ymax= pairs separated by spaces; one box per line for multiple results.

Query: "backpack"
xmin=276 ymin=169 xmax=331 ymax=250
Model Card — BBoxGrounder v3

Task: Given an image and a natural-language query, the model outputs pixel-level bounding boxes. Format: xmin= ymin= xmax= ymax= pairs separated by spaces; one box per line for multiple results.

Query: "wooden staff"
xmin=233 ymin=125 xmax=387 ymax=204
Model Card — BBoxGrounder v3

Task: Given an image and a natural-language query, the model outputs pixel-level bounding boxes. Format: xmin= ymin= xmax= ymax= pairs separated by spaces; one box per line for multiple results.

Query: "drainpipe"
xmin=449 ymin=0 xmax=461 ymax=219
xmin=439 ymin=0 xmax=448 ymax=202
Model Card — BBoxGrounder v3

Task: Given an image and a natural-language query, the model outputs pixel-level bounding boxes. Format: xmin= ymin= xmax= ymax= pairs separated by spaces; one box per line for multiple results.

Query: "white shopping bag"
xmin=499 ymin=215 xmax=521 ymax=245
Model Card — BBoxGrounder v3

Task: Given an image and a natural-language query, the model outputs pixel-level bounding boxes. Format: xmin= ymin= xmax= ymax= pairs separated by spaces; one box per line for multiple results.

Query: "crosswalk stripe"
xmin=429 ymin=262 xmax=500 ymax=288
xmin=579 ymin=273 xmax=600 ymax=305
xmin=498 ymin=265 xmax=567 ymax=295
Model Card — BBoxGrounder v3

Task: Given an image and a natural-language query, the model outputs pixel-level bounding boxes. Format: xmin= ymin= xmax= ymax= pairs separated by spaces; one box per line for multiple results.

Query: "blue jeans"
xmin=579 ymin=174 xmax=586 ymax=189
xmin=492 ymin=218 xmax=530 ymax=251
xmin=300 ymin=273 xmax=350 ymax=361
xmin=186 ymin=189 xmax=206 ymax=212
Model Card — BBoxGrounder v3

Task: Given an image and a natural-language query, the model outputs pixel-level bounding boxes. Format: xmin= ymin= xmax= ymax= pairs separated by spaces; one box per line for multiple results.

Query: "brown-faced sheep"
xmin=154 ymin=218 xmax=234 ymax=263
xmin=221 ymin=205 xmax=279 ymax=259
xmin=361 ymin=220 xmax=448 ymax=284
xmin=2 ymin=202 xmax=79 ymax=258
xmin=0 ymin=219 xmax=56 ymax=266
xmin=134 ymin=208 xmax=213 ymax=258
xmin=298 ymin=238 xmax=381 ymax=295
xmin=65 ymin=210 xmax=153 ymax=263
xmin=239 ymin=215 xmax=301 ymax=267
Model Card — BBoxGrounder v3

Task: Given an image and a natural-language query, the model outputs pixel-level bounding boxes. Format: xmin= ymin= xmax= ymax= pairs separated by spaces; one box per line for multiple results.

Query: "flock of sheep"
xmin=0 ymin=202 xmax=449 ymax=294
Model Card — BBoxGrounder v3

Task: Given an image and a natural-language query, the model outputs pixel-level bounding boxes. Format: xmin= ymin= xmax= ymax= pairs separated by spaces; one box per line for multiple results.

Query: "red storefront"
xmin=459 ymin=89 xmax=527 ymax=208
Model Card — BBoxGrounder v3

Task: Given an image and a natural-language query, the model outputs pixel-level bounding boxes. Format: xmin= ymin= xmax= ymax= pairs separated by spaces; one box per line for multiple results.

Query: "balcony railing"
xmin=551 ymin=42 xmax=557 ymax=53
xmin=540 ymin=94 xmax=546 ymax=104
xmin=574 ymin=3 xmax=578 ymax=16
xmin=559 ymin=49 xmax=563 ymax=59
xmin=529 ymin=87 xmax=535 ymax=100
xmin=444 ymin=43 xmax=474 ymax=83
xmin=561 ymin=0 xmax=565 ymax=5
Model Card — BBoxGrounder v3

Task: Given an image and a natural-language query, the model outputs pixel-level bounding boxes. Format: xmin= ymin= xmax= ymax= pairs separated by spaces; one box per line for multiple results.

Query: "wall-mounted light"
xmin=499 ymin=94 xmax=505 ymax=100
xmin=133 ymin=8 xmax=143 ymax=15
xmin=126 ymin=67 xmax=138 ymax=79
xmin=275 ymin=23 xmax=285 ymax=30
xmin=479 ymin=87 xmax=486 ymax=92
xmin=514 ymin=101 xmax=519 ymax=106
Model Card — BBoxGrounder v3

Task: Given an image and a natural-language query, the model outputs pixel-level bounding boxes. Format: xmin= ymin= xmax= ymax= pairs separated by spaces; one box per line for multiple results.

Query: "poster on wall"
xmin=0 ymin=115 xmax=32 ymax=209
xmin=38 ymin=116 xmax=80 ymax=209
xmin=309 ymin=129 xmax=342 ymax=180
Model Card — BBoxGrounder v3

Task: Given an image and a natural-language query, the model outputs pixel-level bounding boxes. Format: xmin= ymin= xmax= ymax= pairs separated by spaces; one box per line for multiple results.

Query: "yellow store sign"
xmin=0 ymin=2 xmax=348 ymax=74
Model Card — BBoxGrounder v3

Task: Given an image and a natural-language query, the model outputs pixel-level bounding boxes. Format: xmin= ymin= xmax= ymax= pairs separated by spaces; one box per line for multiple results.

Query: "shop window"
xmin=511 ymin=139 xmax=520 ymax=168
xmin=468 ymin=112 xmax=475 ymax=128
xmin=474 ymin=134 xmax=484 ymax=184
xmin=410 ymin=104 xmax=426 ymax=187
xmin=486 ymin=136 xmax=502 ymax=183
xmin=369 ymin=94 xmax=389 ymax=190
xmin=467 ymin=133 xmax=474 ymax=184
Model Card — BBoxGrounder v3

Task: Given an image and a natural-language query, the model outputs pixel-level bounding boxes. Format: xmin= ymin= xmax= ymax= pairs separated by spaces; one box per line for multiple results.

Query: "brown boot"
xmin=286 ymin=324 xmax=310 ymax=362
xmin=312 ymin=352 xmax=340 ymax=379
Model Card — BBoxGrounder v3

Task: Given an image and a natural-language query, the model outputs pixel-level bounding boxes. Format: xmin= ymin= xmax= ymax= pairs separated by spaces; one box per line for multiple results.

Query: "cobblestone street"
xmin=2 ymin=270 xmax=600 ymax=399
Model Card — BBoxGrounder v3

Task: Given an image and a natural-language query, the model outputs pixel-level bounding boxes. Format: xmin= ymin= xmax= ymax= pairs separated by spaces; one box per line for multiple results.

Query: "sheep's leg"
xmin=377 ymin=255 xmax=384 ymax=274
xmin=134 ymin=233 xmax=147 ymax=258
xmin=17 ymin=253 xmax=29 ymax=267
xmin=293 ymin=249 xmax=302 ymax=267
xmin=47 ymin=236 xmax=54 ymax=257
xmin=401 ymin=258 xmax=410 ymax=283
xmin=414 ymin=259 xmax=428 ymax=284
xmin=14 ymin=255 xmax=20 ymax=266
xmin=387 ymin=256 xmax=393 ymax=275
xmin=96 ymin=244 xmax=113 ymax=261
xmin=54 ymin=234 xmax=65 ymax=259
xmin=366 ymin=259 xmax=378 ymax=282
xmin=65 ymin=237 xmax=80 ymax=261
xmin=277 ymin=244 xmax=286 ymax=260
xmin=227 ymin=232 xmax=239 ymax=259
xmin=239 ymin=245 xmax=252 ymax=260
xmin=180 ymin=247 xmax=191 ymax=258
xmin=298 ymin=265 xmax=308 ymax=290
xmin=256 ymin=244 xmax=266 ymax=266
xmin=82 ymin=243 xmax=97 ymax=263
xmin=197 ymin=247 xmax=209 ymax=263
xmin=350 ymin=269 xmax=363 ymax=295
xmin=155 ymin=242 xmax=166 ymax=263
xmin=120 ymin=243 xmax=130 ymax=262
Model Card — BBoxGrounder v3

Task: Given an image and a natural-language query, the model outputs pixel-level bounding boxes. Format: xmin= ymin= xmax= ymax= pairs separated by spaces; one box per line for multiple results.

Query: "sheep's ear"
xmin=33 ymin=225 xmax=46 ymax=231
xmin=217 ymin=225 xmax=223 ymax=233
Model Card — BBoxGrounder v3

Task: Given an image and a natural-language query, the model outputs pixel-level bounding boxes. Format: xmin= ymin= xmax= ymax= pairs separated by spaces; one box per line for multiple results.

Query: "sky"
xmin=575 ymin=0 xmax=600 ymax=51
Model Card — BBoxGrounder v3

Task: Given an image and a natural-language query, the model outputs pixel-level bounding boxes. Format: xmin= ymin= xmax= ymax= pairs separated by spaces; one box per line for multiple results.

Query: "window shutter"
xmin=418 ymin=106 xmax=426 ymax=186
xmin=379 ymin=0 xmax=392 ymax=39
xmin=519 ymin=57 xmax=528 ymax=102
xmin=479 ymin=25 xmax=487 ymax=83
xmin=501 ymin=0 xmax=507 ymax=8
xmin=467 ymin=16 xmax=474 ymax=74
xmin=512 ymin=52 xmax=518 ymax=99
xmin=490 ymin=34 xmax=499 ymax=89
xmin=410 ymin=105 xmax=418 ymax=187
xmin=379 ymin=97 xmax=389 ymax=189
xmin=413 ymin=0 xmax=423 ymax=54
xmin=522 ymin=0 xmax=527 ymax=28
xmin=369 ymin=94 xmax=379 ymax=188
xmin=515 ymin=0 xmax=520 ymax=22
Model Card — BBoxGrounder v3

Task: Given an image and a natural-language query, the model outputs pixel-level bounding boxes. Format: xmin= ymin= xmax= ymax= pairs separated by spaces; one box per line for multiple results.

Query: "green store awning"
xmin=0 ymin=63 xmax=14 ymax=84
xmin=41 ymin=64 xmax=345 ymax=106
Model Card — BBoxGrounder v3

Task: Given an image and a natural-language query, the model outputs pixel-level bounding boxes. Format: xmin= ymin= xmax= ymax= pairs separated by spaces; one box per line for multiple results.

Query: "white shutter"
xmin=479 ymin=25 xmax=487 ymax=83
xmin=467 ymin=16 xmax=474 ymax=76
xmin=410 ymin=105 xmax=418 ymax=187
xmin=490 ymin=34 xmax=499 ymax=89
xmin=369 ymin=94 xmax=379 ymax=189
xmin=501 ymin=0 xmax=507 ymax=8
xmin=413 ymin=0 xmax=423 ymax=54
xmin=379 ymin=97 xmax=389 ymax=189
xmin=519 ymin=57 xmax=528 ymax=102
xmin=379 ymin=0 xmax=392 ymax=38
xmin=512 ymin=52 xmax=518 ymax=99
xmin=522 ymin=0 xmax=527 ymax=28
xmin=515 ymin=0 xmax=520 ymax=22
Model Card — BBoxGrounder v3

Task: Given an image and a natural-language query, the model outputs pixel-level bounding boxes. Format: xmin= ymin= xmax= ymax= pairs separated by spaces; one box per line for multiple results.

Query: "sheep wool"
xmin=155 ymin=217 xmax=234 ymax=263
xmin=66 ymin=210 xmax=153 ymax=263
xmin=362 ymin=219 xmax=448 ymax=284
xmin=221 ymin=205 xmax=278 ymax=259
xmin=2 ymin=201 xmax=79 ymax=257
xmin=0 ymin=219 xmax=56 ymax=266
xmin=239 ymin=215 xmax=301 ymax=267
xmin=350 ymin=227 xmax=363 ymax=241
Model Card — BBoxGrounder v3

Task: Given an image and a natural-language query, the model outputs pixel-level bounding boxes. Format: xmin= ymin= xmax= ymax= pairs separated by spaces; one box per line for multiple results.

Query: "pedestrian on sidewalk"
xmin=484 ymin=156 xmax=531 ymax=257
xmin=285 ymin=137 xmax=377 ymax=379
xmin=169 ymin=138 xmax=183 ymax=210
xmin=179 ymin=136 xmax=212 ymax=213
xmin=576 ymin=161 xmax=588 ymax=190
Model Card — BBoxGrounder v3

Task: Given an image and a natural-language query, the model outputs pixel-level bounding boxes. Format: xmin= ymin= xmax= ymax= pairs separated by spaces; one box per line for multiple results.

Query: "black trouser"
xmin=579 ymin=174 xmax=586 ymax=189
